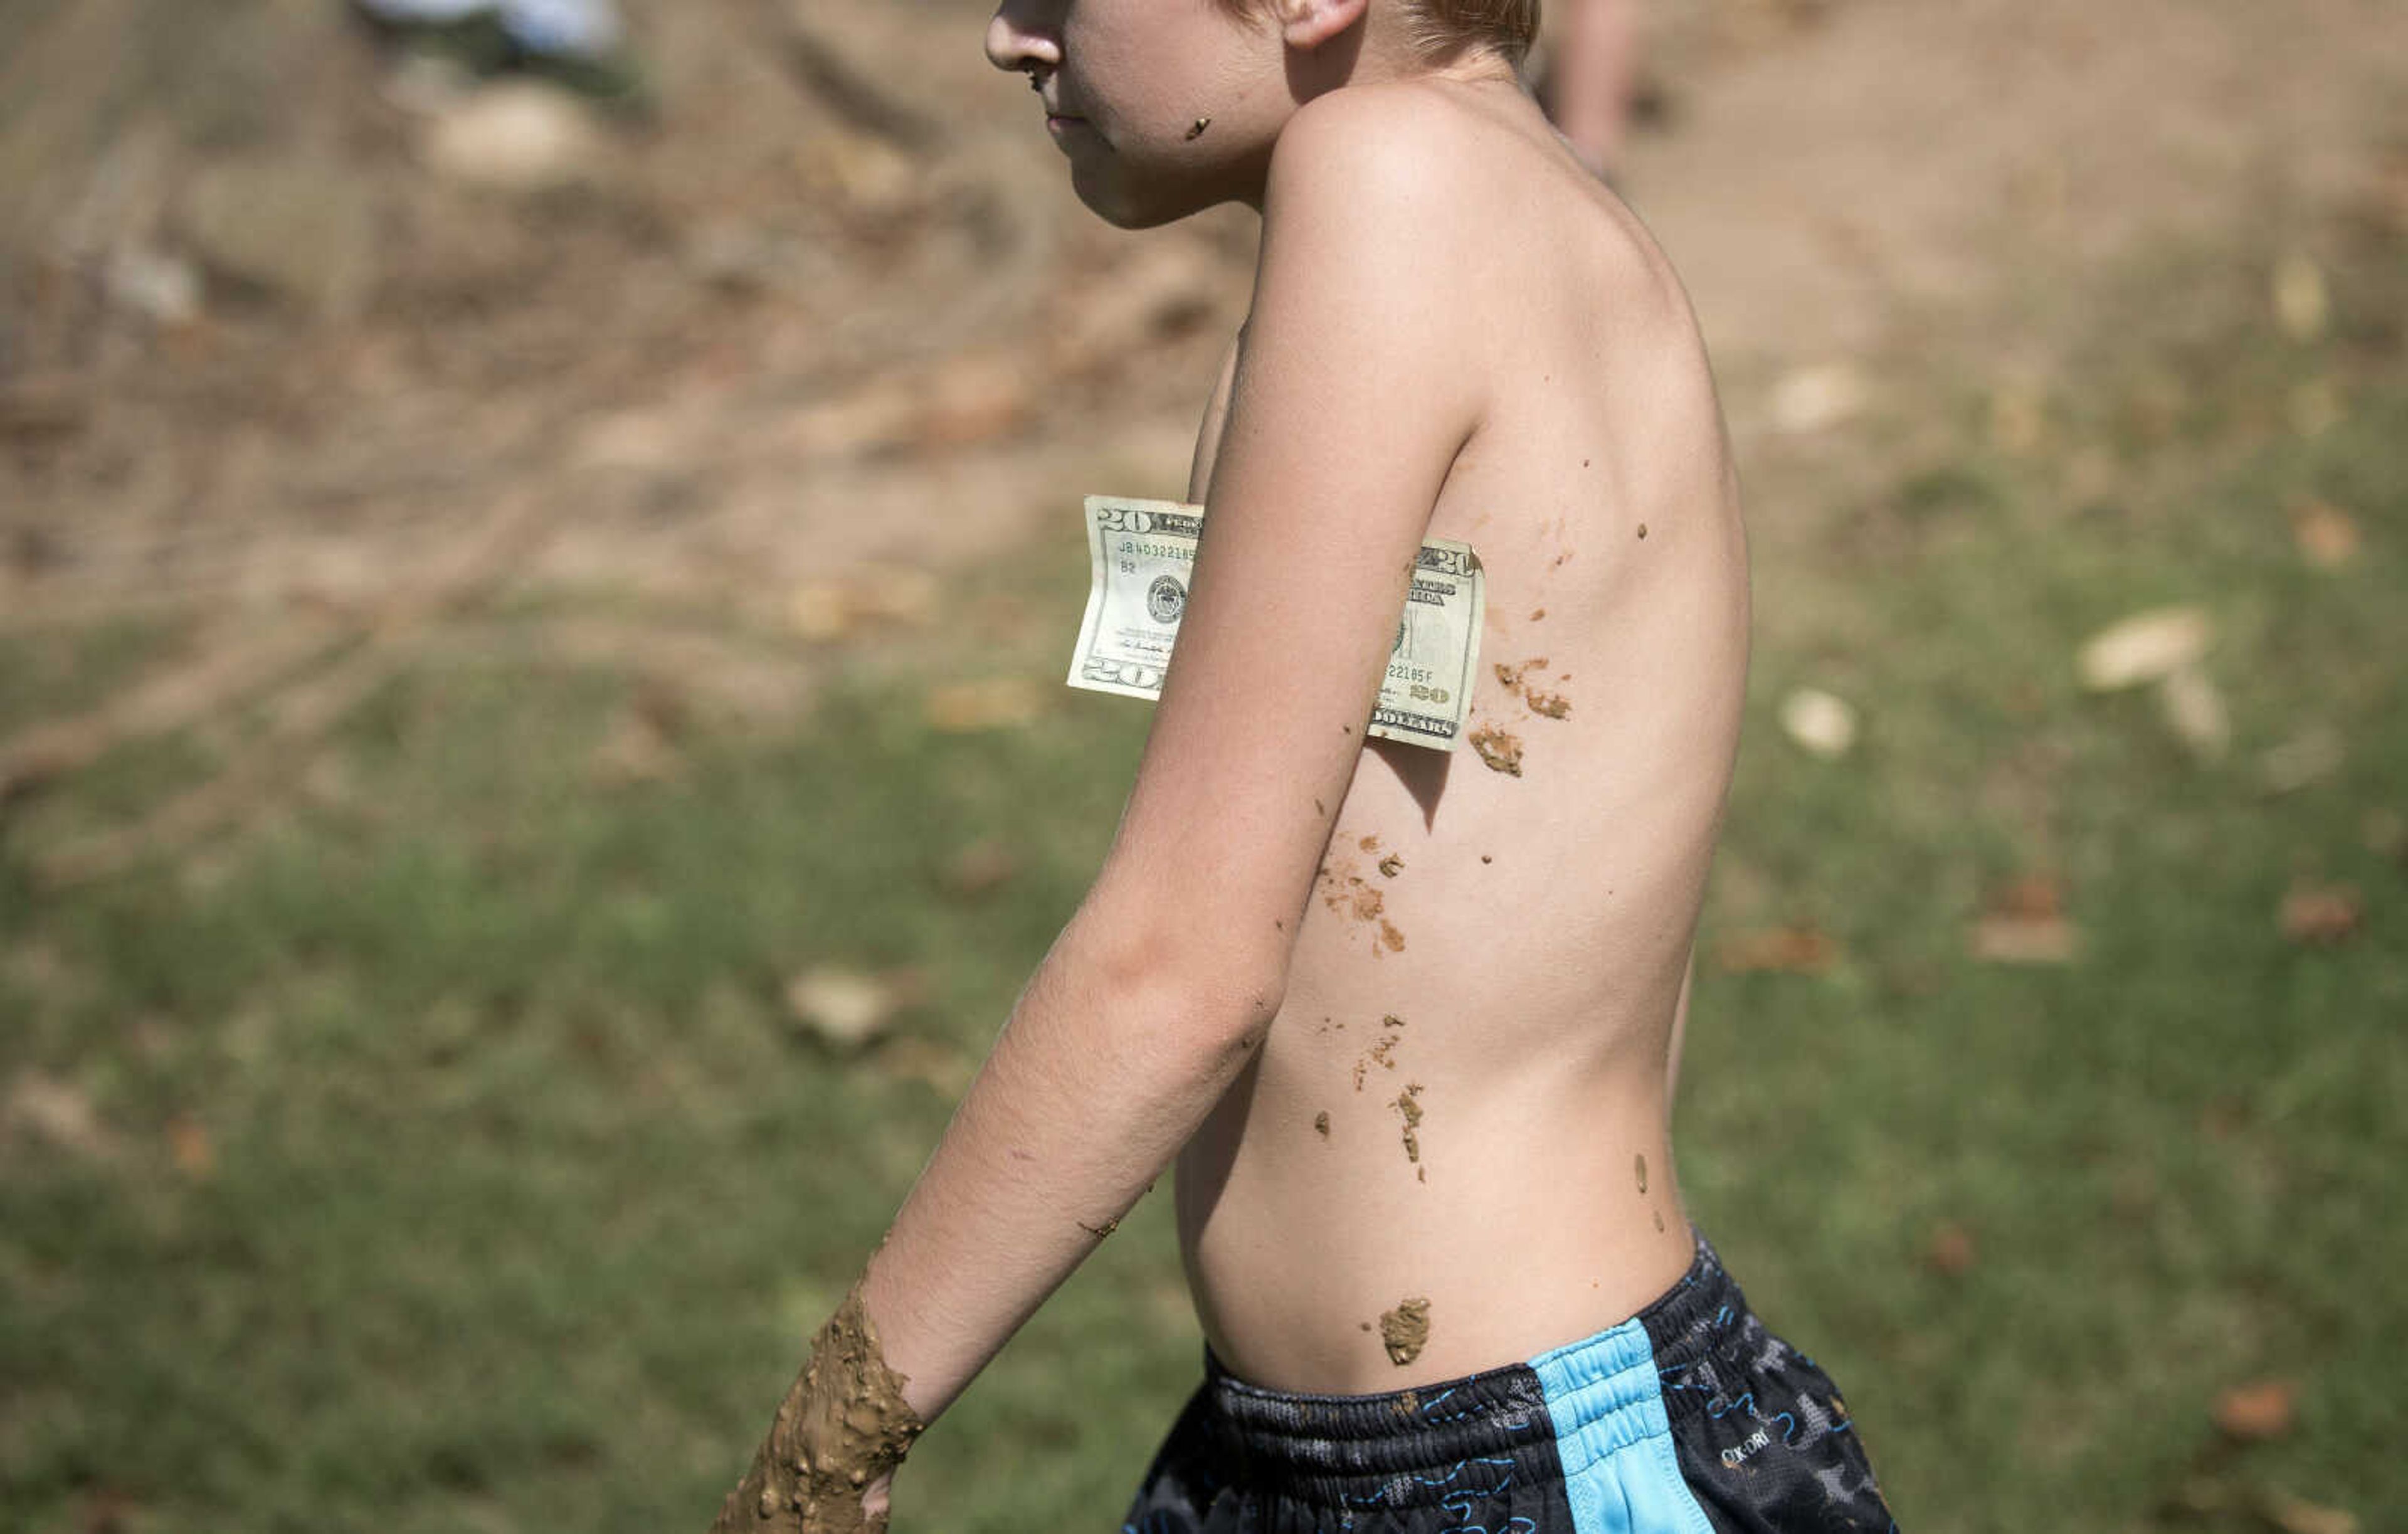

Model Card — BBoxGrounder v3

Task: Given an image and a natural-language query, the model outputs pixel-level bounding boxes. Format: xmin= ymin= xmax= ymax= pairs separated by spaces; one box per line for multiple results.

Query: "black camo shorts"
xmin=1121 ymin=1235 xmax=1896 ymax=1533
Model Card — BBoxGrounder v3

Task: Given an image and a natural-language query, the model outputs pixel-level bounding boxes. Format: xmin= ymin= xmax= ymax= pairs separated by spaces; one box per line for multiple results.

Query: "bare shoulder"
xmin=1263 ymin=81 xmax=1500 ymax=235
xmin=1267 ymin=80 xmax=1671 ymax=315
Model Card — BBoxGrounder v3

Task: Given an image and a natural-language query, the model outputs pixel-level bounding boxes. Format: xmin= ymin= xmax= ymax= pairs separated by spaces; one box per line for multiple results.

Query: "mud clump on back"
xmin=1380 ymin=1296 xmax=1432 ymax=1367
xmin=1318 ymin=856 xmax=1396 ymax=935
xmin=1469 ymin=724 xmax=1524 ymax=776
xmin=709 ymin=1285 xmax=923 ymax=1534
xmin=1314 ymin=1111 xmax=1331 ymax=1138
xmin=1393 ymin=1084 xmax=1424 ymax=1165
xmin=1497 ymin=658 xmax=1572 ymax=719
xmin=1354 ymin=1032 xmax=1401 ymax=1091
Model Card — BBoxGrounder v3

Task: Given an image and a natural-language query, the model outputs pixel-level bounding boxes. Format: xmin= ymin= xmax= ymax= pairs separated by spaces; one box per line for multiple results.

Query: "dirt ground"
xmin=2 ymin=0 xmax=2402 ymax=873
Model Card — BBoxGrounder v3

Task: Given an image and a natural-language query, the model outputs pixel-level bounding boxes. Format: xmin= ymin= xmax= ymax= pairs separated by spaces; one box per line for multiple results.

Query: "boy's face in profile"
xmin=986 ymin=0 xmax=1299 ymax=226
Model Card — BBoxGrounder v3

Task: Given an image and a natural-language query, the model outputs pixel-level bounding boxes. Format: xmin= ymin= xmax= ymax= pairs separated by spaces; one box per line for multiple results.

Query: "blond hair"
xmin=1397 ymin=0 xmax=1540 ymax=65
xmin=1225 ymin=0 xmax=1542 ymax=68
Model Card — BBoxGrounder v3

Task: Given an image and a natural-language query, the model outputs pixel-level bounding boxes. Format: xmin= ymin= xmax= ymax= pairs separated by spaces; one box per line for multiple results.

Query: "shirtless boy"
xmin=708 ymin=0 xmax=1896 ymax=1528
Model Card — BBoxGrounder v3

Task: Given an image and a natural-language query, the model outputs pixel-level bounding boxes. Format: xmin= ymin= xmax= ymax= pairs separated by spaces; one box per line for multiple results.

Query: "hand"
xmin=708 ymin=1463 xmax=895 ymax=1534
xmin=705 ymin=1287 xmax=921 ymax=1534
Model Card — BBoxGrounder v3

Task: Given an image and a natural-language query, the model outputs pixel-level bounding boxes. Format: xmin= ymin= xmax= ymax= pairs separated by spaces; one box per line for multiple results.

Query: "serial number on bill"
xmin=1116 ymin=540 xmax=1195 ymax=563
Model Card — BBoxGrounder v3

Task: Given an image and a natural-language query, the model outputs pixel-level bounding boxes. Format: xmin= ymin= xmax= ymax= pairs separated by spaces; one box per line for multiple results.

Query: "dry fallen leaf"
xmin=873 ymin=1037 xmax=976 ymax=1098
xmin=1779 ymin=687 xmax=1858 ymax=760
xmin=941 ymin=838 xmax=1019 ymax=899
xmin=420 ymin=82 xmax=606 ymax=192
xmin=1715 ymin=927 xmax=1837 ymax=975
xmin=2279 ymin=882 xmax=2362 ymax=947
xmin=2260 ymin=1489 xmax=2361 ymax=1534
xmin=789 ymin=565 xmax=941 ymax=643
xmin=2259 ymin=727 xmax=2345 ymax=795
xmin=1970 ymin=914 xmax=2081 ymax=965
xmin=2 ymin=1071 xmax=116 ymax=1160
xmin=1988 ymin=381 xmax=2049 ymax=455
xmin=1970 ymin=875 xmax=2081 ymax=964
xmin=925 ymin=677 xmax=1043 ymax=733
xmin=784 ymin=966 xmax=920 ymax=1049
xmin=590 ymin=703 xmax=682 ymax=786
xmin=166 ymin=1114 xmax=216 ymax=1179
xmin=1988 ymin=875 xmax=2064 ymax=921
xmin=2287 ymin=498 xmax=2361 ymax=568
xmin=1925 ymin=1221 xmax=1976 ymax=1276
xmin=2077 ymin=606 xmax=2213 ymax=692
xmin=1770 ymin=363 xmax=1868 ymax=435
xmin=2157 ymin=665 xmax=2231 ymax=761
xmin=796 ymin=126 xmax=919 ymax=218
xmin=2212 ymin=1377 xmax=2296 ymax=1442
xmin=2271 ymin=252 xmax=2330 ymax=342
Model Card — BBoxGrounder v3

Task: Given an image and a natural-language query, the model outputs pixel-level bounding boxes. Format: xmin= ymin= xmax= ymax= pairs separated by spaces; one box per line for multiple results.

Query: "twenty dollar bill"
xmin=1067 ymin=495 xmax=1486 ymax=751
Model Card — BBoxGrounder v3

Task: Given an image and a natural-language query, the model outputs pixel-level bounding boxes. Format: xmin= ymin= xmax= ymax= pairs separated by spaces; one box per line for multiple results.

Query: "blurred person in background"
xmin=352 ymin=0 xmax=639 ymax=96
xmin=1542 ymin=0 xmax=1645 ymax=174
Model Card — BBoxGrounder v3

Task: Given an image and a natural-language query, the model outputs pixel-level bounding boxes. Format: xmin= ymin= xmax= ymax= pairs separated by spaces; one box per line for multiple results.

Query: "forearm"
xmin=709 ymin=907 xmax=1277 ymax=1530
xmin=862 ymin=914 xmax=1275 ymax=1421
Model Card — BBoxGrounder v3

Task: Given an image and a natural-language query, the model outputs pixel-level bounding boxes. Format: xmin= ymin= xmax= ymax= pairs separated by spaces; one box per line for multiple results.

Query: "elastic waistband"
xmin=1195 ymin=1233 xmax=1745 ymax=1508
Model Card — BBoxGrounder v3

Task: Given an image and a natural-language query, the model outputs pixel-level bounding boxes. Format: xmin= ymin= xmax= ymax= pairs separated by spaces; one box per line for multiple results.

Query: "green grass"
xmin=3 ymin=218 xmax=2404 ymax=1533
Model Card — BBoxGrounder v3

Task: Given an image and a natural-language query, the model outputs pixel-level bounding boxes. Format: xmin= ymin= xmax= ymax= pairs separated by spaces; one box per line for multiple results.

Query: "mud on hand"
xmin=707 ymin=1287 xmax=924 ymax=1534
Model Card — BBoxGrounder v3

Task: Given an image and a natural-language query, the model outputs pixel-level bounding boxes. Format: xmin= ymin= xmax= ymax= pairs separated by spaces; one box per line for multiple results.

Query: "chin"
xmin=1070 ymin=162 xmax=1225 ymax=231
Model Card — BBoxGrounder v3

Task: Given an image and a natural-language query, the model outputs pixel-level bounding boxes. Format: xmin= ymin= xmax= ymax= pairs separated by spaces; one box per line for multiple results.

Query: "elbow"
xmin=1060 ymin=902 xmax=1289 ymax=1061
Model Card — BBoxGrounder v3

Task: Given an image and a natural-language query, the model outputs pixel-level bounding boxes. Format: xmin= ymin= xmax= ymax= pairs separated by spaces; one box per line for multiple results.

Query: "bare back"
xmin=1177 ymin=79 xmax=1748 ymax=1394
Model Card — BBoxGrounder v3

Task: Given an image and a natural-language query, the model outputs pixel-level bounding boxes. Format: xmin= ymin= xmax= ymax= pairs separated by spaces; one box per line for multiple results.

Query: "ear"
xmin=1273 ymin=0 xmax=1367 ymax=50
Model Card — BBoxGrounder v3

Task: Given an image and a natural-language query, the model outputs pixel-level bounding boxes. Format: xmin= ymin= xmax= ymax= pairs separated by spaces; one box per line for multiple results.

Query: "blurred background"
xmin=1 ymin=0 xmax=2401 ymax=1529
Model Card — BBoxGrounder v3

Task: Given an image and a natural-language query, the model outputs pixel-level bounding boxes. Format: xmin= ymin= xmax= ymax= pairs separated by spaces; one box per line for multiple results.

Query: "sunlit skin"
xmin=734 ymin=0 xmax=1749 ymax=1523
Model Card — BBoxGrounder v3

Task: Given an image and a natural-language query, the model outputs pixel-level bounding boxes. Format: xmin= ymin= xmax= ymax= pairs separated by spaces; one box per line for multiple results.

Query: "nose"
xmin=984 ymin=0 xmax=1061 ymax=74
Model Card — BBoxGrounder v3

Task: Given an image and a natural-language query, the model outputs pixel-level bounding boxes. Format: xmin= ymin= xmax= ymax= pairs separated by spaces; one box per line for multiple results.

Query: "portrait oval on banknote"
xmin=1146 ymin=575 xmax=1186 ymax=625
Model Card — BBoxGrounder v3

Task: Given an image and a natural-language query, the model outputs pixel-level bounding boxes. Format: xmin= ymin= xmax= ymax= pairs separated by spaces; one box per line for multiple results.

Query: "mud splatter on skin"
xmin=1637 ymin=524 xmax=1649 ymax=539
xmin=1654 ymin=1209 xmax=1667 ymax=1232
xmin=1353 ymin=1033 xmax=1401 ymax=1091
xmin=1394 ymin=1084 xmax=1426 ymax=1179
xmin=710 ymin=1286 xmax=923 ymax=1534
xmin=1359 ymin=834 xmax=1382 ymax=854
xmin=1635 ymin=1153 xmax=1648 ymax=1195
xmin=1529 ymin=607 xmax=1546 ymax=622
xmin=1481 ymin=854 xmax=1494 ymax=865
xmin=1469 ymin=724 xmax=1524 ymax=776
xmin=1377 ymin=854 xmax=1404 ymax=878
xmin=1314 ymin=1111 xmax=1331 ymax=1138
xmin=1380 ymin=1297 xmax=1432 ymax=1367
xmin=1077 ymin=1216 xmax=1121 ymax=1240
xmin=1318 ymin=856 xmax=1407 ymax=953
xmin=1497 ymin=659 xmax=1572 ymax=719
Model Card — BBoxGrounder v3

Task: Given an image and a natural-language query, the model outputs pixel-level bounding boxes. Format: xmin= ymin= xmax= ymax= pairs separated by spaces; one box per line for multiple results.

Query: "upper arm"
xmin=1081 ymin=95 xmax=1486 ymax=1005
xmin=1186 ymin=329 xmax=1243 ymax=505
